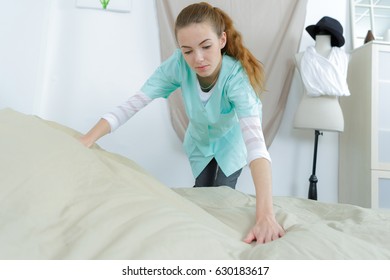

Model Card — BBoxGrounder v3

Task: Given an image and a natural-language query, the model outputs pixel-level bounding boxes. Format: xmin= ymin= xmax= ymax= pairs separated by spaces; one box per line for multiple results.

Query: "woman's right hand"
xmin=78 ymin=134 xmax=95 ymax=148
xmin=77 ymin=118 xmax=111 ymax=148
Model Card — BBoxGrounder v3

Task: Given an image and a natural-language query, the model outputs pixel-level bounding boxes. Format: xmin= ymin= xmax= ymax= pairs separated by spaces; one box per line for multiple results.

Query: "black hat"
xmin=306 ymin=16 xmax=345 ymax=47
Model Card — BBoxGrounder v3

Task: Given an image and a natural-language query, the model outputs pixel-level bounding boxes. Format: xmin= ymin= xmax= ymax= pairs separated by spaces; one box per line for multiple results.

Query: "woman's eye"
xmin=184 ymin=50 xmax=193 ymax=55
xmin=203 ymin=45 xmax=211 ymax=49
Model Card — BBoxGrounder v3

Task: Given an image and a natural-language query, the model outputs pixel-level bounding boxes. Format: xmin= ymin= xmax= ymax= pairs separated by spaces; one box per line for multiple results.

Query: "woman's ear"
xmin=220 ymin=32 xmax=227 ymax=49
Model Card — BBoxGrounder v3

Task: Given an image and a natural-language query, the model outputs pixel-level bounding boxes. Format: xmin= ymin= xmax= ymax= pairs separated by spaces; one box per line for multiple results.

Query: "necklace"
xmin=199 ymin=74 xmax=219 ymax=91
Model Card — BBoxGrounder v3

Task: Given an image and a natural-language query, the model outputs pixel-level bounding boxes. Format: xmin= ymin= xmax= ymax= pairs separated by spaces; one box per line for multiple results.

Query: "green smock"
xmin=141 ymin=49 xmax=262 ymax=177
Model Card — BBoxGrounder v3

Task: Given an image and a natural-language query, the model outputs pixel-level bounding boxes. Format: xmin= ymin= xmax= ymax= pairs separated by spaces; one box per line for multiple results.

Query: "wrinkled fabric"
xmin=2 ymin=108 xmax=390 ymax=260
xmin=300 ymin=46 xmax=350 ymax=97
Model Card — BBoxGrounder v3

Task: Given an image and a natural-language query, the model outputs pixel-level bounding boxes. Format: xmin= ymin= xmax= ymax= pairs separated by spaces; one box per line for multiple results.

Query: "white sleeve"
xmin=239 ymin=116 xmax=271 ymax=164
xmin=101 ymin=91 xmax=152 ymax=132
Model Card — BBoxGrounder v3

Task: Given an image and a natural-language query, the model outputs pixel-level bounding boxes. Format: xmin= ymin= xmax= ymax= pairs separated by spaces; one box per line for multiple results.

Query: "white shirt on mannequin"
xmin=294 ymin=35 xmax=345 ymax=132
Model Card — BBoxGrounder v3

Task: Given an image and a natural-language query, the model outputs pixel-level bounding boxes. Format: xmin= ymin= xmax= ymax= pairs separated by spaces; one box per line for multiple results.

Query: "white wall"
xmin=0 ymin=0 xmax=50 ymax=113
xmin=0 ymin=0 xmax=351 ymax=203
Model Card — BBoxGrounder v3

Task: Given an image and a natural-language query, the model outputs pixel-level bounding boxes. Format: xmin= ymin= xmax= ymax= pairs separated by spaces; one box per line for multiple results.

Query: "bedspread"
xmin=1 ymin=108 xmax=389 ymax=259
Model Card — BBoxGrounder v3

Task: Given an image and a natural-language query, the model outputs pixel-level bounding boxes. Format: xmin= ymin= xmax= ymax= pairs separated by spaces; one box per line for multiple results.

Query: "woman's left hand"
xmin=243 ymin=214 xmax=285 ymax=244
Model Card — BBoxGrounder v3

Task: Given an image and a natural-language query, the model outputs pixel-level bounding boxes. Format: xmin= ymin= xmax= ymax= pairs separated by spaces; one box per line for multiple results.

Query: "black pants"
xmin=194 ymin=158 xmax=242 ymax=189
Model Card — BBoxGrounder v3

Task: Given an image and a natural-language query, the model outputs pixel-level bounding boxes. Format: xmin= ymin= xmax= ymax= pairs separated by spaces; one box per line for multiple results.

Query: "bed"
xmin=1 ymin=108 xmax=390 ymax=260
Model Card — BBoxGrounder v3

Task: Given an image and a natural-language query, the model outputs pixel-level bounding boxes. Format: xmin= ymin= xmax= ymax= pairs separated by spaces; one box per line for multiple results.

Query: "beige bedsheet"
xmin=1 ymin=108 xmax=389 ymax=259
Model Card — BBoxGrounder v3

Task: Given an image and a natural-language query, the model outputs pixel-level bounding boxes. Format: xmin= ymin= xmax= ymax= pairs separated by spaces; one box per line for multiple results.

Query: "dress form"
xmin=294 ymin=35 xmax=344 ymax=132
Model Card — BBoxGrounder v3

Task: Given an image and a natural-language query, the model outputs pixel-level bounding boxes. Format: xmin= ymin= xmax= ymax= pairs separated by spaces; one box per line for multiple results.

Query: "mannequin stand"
xmin=308 ymin=130 xmax=323 ymax=200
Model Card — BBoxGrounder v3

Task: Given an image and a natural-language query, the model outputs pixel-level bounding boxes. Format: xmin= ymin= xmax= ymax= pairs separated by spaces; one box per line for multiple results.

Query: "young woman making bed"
xmin=79 ymin=2 xmax=285 ymax=244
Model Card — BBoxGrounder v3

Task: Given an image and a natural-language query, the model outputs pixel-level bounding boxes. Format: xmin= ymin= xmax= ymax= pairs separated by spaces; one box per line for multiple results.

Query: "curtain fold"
xmin=156 ymin=0 xmax=308 ymax=147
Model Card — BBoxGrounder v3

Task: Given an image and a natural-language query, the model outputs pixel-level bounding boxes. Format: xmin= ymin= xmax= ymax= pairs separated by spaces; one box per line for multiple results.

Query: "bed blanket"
xmin=1 ymin=108 xmax=389 ymax=259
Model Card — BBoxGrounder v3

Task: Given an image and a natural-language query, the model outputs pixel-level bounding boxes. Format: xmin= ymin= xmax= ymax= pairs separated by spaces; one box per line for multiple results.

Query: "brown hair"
xmin=174 ymin=2 xmax=265 ymax=95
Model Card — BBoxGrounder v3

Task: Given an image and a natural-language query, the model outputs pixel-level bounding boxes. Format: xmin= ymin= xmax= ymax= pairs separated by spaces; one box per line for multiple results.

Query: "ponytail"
xmin=214 ymin=7 xmax=266 ymax=95
xmin=175 ymin=2 xmax=266 ymax=96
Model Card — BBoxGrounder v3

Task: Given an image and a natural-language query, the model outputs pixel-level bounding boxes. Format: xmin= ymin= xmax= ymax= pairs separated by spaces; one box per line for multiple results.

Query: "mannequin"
xmin=294 ymin=34 xmax=344 ymax=132
xmin=294 ymin=16 xmax=350 ymax=200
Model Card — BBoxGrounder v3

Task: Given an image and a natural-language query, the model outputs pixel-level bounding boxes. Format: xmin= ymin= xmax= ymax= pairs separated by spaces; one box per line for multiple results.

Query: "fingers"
xmin=243 ymin=231 xmax=256 ymax=244
xmin=244 ymin=226 xmax=285 ymax=244
xmin=279 ymin=226 xmax=286 ymax=237
xmin=256 ymin=231 xmax=280 ymax=244
xmin=78 ymin=135 xmax=93 ymax=148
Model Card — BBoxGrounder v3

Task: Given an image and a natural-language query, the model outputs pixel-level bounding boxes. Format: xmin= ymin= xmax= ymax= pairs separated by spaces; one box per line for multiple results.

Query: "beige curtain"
xmin=156 ymin=0 xmax=308 ymax=147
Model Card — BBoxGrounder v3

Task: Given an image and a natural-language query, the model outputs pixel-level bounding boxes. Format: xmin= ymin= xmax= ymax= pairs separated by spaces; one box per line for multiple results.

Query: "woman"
xmin=79 ymin=2 xmax=285 ymax=244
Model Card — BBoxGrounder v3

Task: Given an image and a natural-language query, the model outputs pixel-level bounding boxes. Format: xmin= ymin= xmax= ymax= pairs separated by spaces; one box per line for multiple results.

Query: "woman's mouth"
xmin=196 ymin=65 xmax=209 ymax=72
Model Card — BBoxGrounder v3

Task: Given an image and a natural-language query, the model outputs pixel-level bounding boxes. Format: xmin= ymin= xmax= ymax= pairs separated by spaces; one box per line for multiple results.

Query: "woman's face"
xmin=176 ymin=22 xmax=226 ymax=79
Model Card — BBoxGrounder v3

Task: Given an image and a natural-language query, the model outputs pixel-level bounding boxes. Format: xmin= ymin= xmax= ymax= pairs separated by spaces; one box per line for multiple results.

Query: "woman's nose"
xmin=194 ymin=50 xmax=204 ymax=62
